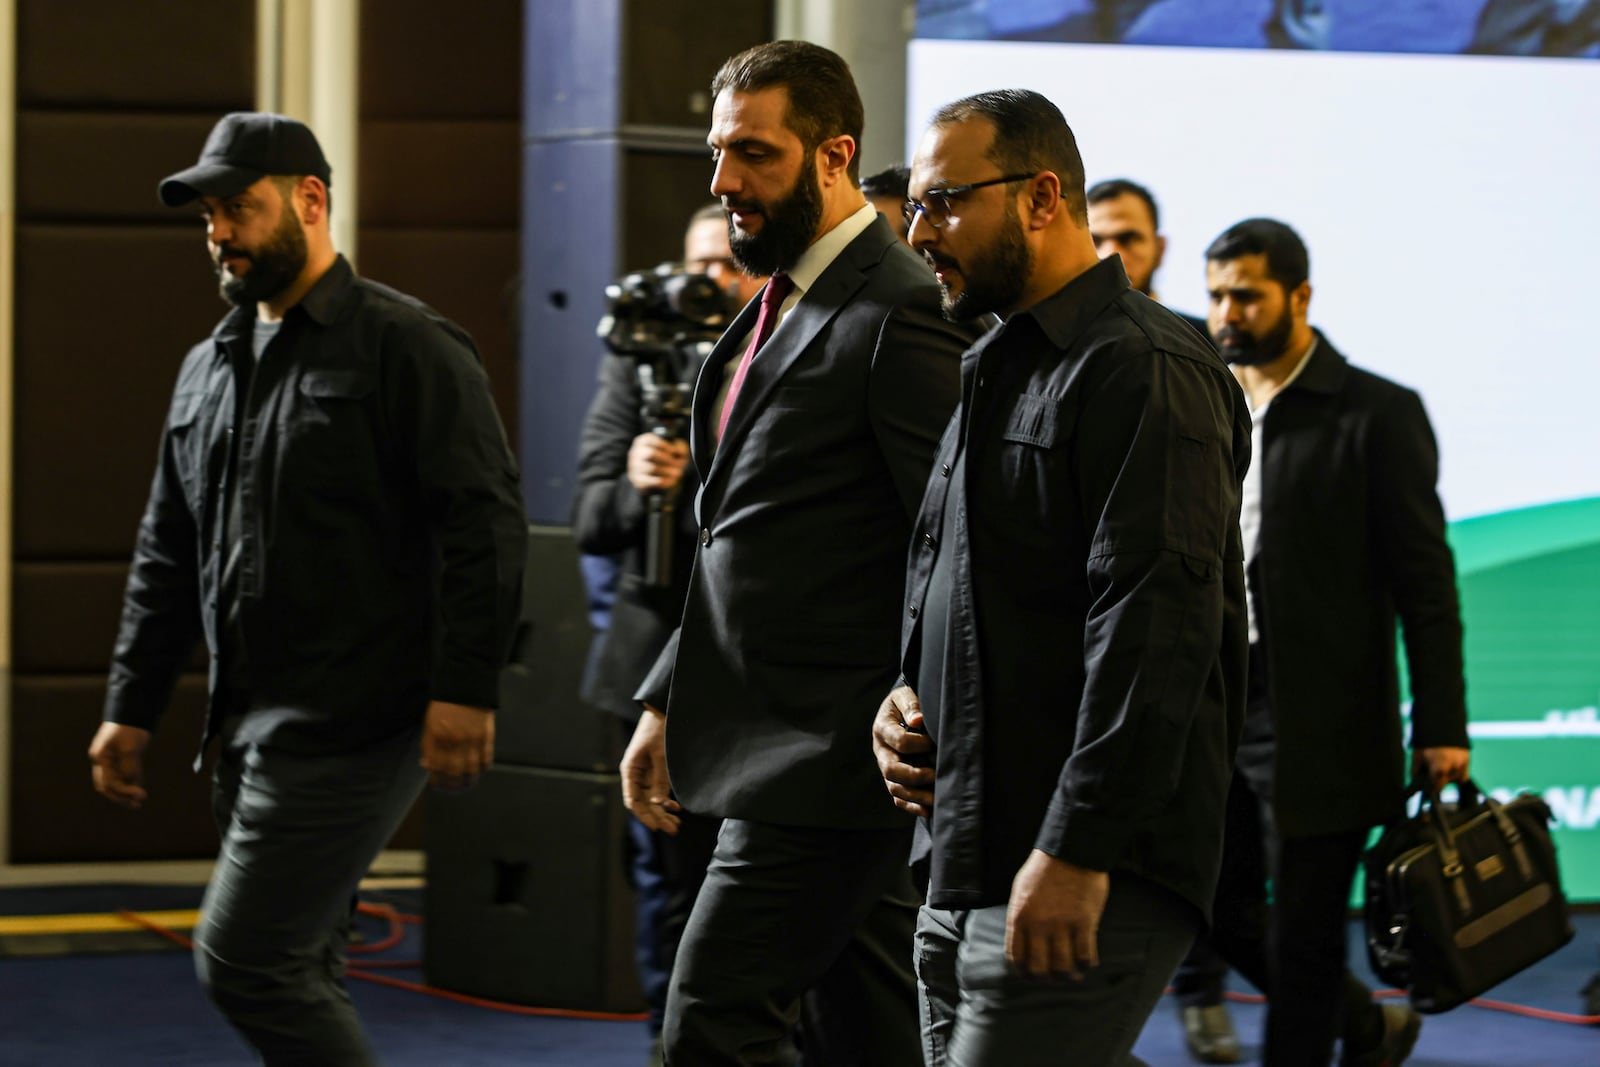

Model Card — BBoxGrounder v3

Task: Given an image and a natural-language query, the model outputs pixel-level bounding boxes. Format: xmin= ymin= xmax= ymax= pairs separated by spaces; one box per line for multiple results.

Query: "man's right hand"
xmin=88 ymin=722 xmax=152 ymax=810
xmin=626 ymin=433 xmax=689 ymax=495
xmin=621 ymin=704 xmax=680 ymax=834
xmin=871 ymin=685 xmax=935 ymax=816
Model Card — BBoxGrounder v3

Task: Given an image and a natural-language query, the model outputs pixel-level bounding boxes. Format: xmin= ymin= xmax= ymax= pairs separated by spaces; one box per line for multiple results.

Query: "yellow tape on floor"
xmin=0 ymin=909 xmax=200 ymax=935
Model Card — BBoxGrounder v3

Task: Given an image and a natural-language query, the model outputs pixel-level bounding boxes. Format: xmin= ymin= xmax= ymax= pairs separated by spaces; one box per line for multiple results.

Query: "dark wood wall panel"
xmin=359 ymin=120 xmax=520 ymax=227
xmin=357 ymin=230 xmax=520 ymax=435
xmin=357 ymin=1 xmax=524 ymax=462
xmin=13 ymin=226 xmax=217 ymax=559
xmin=9 ymin=678 xmax=215 ymax=863
xmin=620 ymin=0 xmax=774 ymax=127
xmin=359 ymin=0 xmax=522 ymax=119
xmin=9 ymin=0 xmax=255 ymax=865
xmin=14 ymin=564 xmax=137 ymax=674
xmin=17 ymin=112 xmax=225 ymax=221
xmin=18 ymin=0 xmax=255 ymax=109
xmin=11 ymin=563 xmax=209 ymax=675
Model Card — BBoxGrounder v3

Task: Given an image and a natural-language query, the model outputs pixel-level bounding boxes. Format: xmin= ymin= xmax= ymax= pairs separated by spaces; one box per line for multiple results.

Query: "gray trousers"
xmin=916 ymin=875 xmax=1196 ymax=1067
xmin=194 ymin=717 xmax=427 ymax=1066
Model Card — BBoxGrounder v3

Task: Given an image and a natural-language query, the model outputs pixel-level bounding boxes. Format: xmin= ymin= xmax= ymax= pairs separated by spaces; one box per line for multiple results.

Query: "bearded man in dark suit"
xmin=620 ymin=40 xmax=976 ymax=1067
xmin=1201 ymin=218 xmax=1471 ymax=1067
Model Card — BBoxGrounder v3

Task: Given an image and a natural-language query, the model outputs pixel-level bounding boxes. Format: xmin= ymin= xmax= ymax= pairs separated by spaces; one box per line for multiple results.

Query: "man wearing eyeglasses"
xmin=871 ymin=89 xmax=1250 ymax=1065
xmin=620 ymin=40 xmax=975 ymax=1066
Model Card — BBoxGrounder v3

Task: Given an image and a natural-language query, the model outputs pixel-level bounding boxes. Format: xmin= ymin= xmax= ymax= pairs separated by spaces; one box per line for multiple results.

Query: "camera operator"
xmin=572 ymin=203 xmax=763 ymax=1062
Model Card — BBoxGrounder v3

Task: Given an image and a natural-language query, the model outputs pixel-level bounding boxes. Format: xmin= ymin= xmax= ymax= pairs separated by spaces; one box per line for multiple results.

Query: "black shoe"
xmin=1340 ymin=1003 xmax=1421 ymax=1067
xmin=1179 ymin=1003 xmax=1242 ymax=1064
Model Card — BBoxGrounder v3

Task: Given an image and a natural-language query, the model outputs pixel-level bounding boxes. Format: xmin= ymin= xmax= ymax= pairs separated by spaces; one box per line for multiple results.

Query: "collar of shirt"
xmin=1250 ymin=334 xmax=1320 ymax=417
xmin=1005 ymin=255 xmax=1131 ymax=352
xmin=212 ymin=253 xmax=356 ymax=345
xmin=779 ymin=201 xmax=878 ymax=313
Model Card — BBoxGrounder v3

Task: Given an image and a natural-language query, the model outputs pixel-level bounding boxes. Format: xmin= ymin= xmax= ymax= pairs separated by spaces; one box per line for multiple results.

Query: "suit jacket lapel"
xmin=701 ymin=225 xmax=888 ymax=500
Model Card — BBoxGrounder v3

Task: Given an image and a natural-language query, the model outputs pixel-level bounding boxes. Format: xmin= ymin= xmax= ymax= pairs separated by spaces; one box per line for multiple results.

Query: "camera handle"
xmin=643 ymin=473 xmax=675 ymax=589
xmin=636 ymin=362 xmax=688 ymax=590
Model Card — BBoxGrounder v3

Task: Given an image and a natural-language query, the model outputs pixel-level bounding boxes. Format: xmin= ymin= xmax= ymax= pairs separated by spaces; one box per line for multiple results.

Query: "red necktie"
xmin=717 ymin=272 xmax=794 ymax=440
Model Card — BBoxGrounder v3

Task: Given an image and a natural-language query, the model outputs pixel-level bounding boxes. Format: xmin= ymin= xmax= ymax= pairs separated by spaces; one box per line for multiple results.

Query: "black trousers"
xmin=194 ymin=713 xmax=427 ymax=1066
xmin=630 ymin=810 xmax=723 ymax=1034
xmin=1208 ymin=650 xmax=1380 ymax=1066
xmin=662 ymin=819 xmax=921 ymax=1067
xmin=1171 ymin=933 xmax=1230 ymax=1008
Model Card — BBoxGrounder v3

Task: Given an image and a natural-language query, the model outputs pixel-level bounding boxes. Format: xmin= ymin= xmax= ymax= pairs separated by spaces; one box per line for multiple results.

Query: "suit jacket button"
xmin=922 ymin=533 xmax=936 ymax=549
xmin=941 ymin=463 xmax=951 ymax=478
xmin=908 ymin=606 xmax=919 ymax=619
xmin=700 ymin=528 xmax=712 ymax=547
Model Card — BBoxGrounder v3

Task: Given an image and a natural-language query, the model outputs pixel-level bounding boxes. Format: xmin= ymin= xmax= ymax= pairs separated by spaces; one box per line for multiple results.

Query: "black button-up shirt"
xmin=902 ymin=257 xmax=1251 ymax=917
xmin=105 ymin=256 xmax=528 ymax=757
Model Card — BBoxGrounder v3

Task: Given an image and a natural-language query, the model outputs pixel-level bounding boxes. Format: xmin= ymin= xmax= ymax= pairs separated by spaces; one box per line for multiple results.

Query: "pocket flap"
xmin=168 ymin=390 xmax=206 ymax=428
xmin=1001 ymin=392 xmax=1073 ymax=448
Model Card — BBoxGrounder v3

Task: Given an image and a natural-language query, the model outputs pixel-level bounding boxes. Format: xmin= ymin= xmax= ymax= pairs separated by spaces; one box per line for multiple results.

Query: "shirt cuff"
xmin=1035 ymin=800 xmax=1132 ymax=873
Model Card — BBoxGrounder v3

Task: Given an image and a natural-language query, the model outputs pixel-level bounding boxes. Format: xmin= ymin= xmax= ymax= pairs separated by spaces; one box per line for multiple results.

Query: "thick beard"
xmin=216 ymin=207 xmax=309 ymax=307
xmin=942 ymin=199 xmax=1031 ymax=322
xmin=1215 ymin=308 xmax=1293 ymax=367
xmin=727 ymin=159 xmax=824 ymax=277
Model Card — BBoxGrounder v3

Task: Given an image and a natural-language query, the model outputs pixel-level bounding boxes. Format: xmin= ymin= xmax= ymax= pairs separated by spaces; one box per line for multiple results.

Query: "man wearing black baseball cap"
xmin=89 ymin=112 xmax=528 ymax=1064
xmin=157 ymin=111 xmax=333 ymax=208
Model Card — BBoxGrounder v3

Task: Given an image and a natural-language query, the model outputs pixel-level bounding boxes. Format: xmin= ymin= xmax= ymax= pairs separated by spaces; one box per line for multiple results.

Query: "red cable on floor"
xmin=113 ymin=908 xmax=650 ymax=1023
xmin=121 ymin=905 xmax=1599 ymax=1028
xmin=349 ymin=902 xmax=406 ymax=954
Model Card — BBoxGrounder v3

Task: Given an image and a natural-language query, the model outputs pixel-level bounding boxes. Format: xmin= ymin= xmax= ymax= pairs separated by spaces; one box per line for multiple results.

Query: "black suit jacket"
xmin=637 ymin=215 xmax=973 ymax=830
xmin=1253 ymin=333 xmax=1469 ymax=837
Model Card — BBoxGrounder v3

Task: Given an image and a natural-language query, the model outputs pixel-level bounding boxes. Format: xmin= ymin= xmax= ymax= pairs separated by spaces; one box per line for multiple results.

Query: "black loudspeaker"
xmin=423 ymin=763 xmax=642 ymax=1012
xmin=495 ymin=524 xmax=621 ymax=771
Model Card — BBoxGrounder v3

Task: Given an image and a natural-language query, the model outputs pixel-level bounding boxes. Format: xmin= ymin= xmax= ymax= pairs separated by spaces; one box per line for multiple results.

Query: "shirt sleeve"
xmin=104 ymin=388 xmax=205 ymax=731
xmin=572 ymin=353 xmax=650 ymax=554
xmin=391 ymin=318 xmax=528 ymax=710
xmin=1034 ymin=346 xmax=1244 ymax=872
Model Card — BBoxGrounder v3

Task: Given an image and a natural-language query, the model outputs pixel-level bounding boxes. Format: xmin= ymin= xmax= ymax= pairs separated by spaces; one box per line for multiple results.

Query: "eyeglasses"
xmin=902 ymin=173 xmax=1036 ymax=232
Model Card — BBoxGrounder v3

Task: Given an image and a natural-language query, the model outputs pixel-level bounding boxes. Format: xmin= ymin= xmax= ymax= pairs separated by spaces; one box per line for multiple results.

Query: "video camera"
xmin=596 ymin=263 xmax=737 ymax=587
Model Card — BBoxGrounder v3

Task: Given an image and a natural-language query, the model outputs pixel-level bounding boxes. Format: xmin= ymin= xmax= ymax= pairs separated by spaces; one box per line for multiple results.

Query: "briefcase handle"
xmin=1412 ymin=776 xmax=1536 ymax=888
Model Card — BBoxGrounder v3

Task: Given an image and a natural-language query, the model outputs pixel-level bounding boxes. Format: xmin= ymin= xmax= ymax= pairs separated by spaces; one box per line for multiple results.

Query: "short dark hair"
xmin=1205 ymin=218 xmax=1309 ymax=290
xmin=711 ymin=40 xmax=865 ymax=182
xmin=929 ymin=89 xmax=1087 ymax=223
xmin=271 ymin=173 xmax=332 ymax=216
xmin=861 ymin=164 xmax=910 ymax=201
xmin=1086 ymin=178 xmax=1158 ymax=232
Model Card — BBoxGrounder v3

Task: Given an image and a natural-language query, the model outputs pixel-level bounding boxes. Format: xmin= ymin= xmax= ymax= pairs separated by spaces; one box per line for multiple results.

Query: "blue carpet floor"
xmin=1 ymin=886 xmax=1594 ymax=1065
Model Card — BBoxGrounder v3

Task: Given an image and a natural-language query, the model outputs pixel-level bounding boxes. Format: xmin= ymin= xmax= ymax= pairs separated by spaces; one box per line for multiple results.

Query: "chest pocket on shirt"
xmin=1001 ymin=391 xmax=1072 ymax=448
xmin=166 ymin=390 xmax=211 ymax=511
xmin=990 ymin=391 xmax=1078 ymax=539
xmin=288 ymin=370 xmax=380 ymax=494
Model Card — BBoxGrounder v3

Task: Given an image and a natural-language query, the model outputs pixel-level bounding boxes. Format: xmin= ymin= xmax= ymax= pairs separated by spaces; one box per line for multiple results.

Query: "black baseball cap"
xmin=158 ymin=112 xmax=332 ymax=207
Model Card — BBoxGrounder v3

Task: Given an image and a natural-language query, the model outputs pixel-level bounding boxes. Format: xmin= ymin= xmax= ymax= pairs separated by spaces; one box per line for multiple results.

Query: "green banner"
xmin=1408 ymin=497 xmax=1600 ymax=902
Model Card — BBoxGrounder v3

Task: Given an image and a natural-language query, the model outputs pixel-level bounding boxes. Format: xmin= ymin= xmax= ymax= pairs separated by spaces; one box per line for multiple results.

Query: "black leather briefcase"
xmin=1363 ymin=777 xmax=1573 ymax=1013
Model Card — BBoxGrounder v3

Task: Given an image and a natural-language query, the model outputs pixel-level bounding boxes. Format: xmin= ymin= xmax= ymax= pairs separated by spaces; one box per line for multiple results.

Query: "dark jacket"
xmin=1253 ymin=334 xmax=1468 ymax=837
xmin=636 ymin=215 xmax=976 ymax=830
xmin=903 ymin=258 xmax=1251 ymax=916
xmin=572 ymin=351 xmax=704 ymax=721
xmin=105 ymin=256 xmax=528 ymax=754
